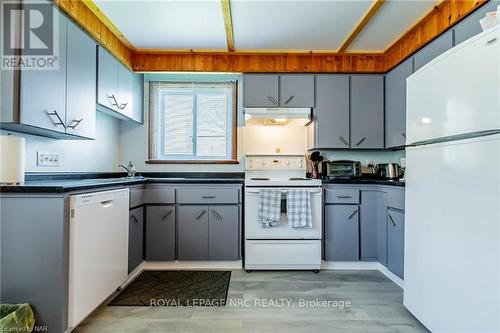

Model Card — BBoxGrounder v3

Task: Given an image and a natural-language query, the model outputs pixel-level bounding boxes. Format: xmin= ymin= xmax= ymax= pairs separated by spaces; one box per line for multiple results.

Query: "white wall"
xmin=1 ymin=112 xmax=120 ymax=173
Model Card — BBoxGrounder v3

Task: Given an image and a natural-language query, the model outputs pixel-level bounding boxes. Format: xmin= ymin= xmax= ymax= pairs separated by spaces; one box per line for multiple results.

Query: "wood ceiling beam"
xmin=337 ymin=0 xmax=386 ymax=53
xmin=221 ymin=0 xmax=235 ymax=52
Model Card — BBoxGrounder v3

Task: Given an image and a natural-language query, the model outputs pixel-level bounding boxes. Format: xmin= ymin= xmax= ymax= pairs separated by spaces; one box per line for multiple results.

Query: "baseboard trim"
xmin=142 ymin=260 xmax=243 ymax=270
xmin=322 ymin=261 xmax=404 ymax=288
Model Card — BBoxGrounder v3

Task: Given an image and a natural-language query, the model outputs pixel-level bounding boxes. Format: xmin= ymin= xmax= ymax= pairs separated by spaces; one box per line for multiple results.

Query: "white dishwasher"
xmin=68 ymin=188 xmax=129 ymax=329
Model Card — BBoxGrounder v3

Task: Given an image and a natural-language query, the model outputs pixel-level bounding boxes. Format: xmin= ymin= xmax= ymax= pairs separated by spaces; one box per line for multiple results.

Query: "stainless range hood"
xmin=244 ymin=108 xmax=311 ymax=126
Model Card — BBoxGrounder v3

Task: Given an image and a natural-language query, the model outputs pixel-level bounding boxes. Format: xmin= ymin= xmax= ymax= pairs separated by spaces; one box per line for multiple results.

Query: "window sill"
xmin=146 ymin=159 xmax=240 ymax=165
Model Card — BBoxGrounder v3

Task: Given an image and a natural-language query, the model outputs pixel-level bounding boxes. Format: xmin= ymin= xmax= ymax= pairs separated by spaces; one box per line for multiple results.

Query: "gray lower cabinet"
xmin=128 ymin=207 xmax=144 ymax=273
xmin=178 ymin=205 xmax=209 ymax=260
xmin=307 ymin=75 xmax=350 ymax=149
xmin=145 ymin=205 xmax=176 ymax=261
xmin=385 ymin=58 xmax=413 ymax=148
xmin=178 ymin=205 xmax=240 ymax=260
xmin=414 ymin=30 xmax=454 ymax=71
xmin=243 ymin=74 xmax=279 ymax=107
xmin=454 ymin=0 xmax=499 ymax=45
xmin=387 ymin=208 xmax=405 ymax=279
xmin=279 ymin=75 xmax=315 ymax=107
xmin=324 ymin=204 xmax=360 ymax=261
xmin=350 ymin=75 xmax=384 ymax=149
xmin=208 ymin=205 xmax=239 ymax=260
xmin=360 ymin=191 xmax=379 ymax=260
xmin=377 ymin=192 xmax=388 ymax=266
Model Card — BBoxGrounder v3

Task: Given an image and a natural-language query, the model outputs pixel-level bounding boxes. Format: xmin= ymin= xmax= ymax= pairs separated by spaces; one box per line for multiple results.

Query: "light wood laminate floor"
xmin=74 ymin=270 xmax=428 ymax=333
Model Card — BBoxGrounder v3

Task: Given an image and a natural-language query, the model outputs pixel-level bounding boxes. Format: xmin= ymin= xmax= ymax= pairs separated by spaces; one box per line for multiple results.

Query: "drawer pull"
xmin=337 ymin=195 xmax=352 ymax=199
xmin=196 ymin=210 xmax=207 ymax=220
xmin=202 ymin=195 xmax=216 ymax=199
xmin=387 ymin=212 xmax=396 ymax=227
xmin=211 ymin=209 xmax=223 ymax=220
xmin=162 ymin=210 xmax=173 ymax=221
xmin=486 ymin=38 xmax=497 ymax=46
xmin=347 ymin=207 xmax=358 ymax=220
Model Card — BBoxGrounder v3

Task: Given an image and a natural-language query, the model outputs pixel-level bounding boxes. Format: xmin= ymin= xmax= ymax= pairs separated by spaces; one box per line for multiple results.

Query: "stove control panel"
xmin=246 ymin=156 xmax=306 ymax=171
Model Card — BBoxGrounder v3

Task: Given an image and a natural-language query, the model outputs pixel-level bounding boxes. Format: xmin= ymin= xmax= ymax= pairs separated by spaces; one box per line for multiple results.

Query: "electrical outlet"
xmin=37 ymin=152 xmax=60 ymax=167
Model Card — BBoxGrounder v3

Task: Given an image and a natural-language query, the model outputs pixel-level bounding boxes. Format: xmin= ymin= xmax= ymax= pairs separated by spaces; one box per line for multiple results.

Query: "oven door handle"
xmin=246 ymin=189 xmax=322 ymax=194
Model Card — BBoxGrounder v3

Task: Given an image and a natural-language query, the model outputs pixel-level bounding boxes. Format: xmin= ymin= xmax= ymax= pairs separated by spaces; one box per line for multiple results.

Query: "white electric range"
xmin=244 ymin=155 xmax=322 ymax=271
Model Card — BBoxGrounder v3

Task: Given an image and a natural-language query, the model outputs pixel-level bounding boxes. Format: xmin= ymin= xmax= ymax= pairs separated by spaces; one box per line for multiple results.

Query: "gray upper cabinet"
xmin=145 ymin=206 xmax=176 ymax=261
xmin=128 ymin=207 xmax=144 ymax=273
xmin=414 ymin=30 xmax=454 ymax=71
xmin=66 ymin=20 xmax=96 ymax=139
xmin=118 ymin=63 xmax=134 ymax=118
xmin=97 ymin=47 xmax=119 ymax=111
xmin=208 ymin=205 xmax=239 ymax=260
xmin=19 ymin=11 xmax=67 ymax=134
xmin=131 ymin=73 xmax=144 ymax=123
xmin=324 ymin=204 xmax=360 ymax=261
xmin=360 ymin=191 xmax=378 ymax=260
xmin=387 ymin=208 xmax=405 ymax=279
xmin=454 ymin=0 xmax=499 ymax=45
xmin=307 ymin=75 xmax=350 ymax=149
xmin=350 ymin=75 xmax=384 ymax=149
xmin=385 ymin=58 xmax=413 ymax=148
xmin=244 ymin=74 xmax=279 ymax=107
xmin=178 ymin=205 xmax=209 ymax=260
xmin=279 ymin=75 xmax=315 ymax=107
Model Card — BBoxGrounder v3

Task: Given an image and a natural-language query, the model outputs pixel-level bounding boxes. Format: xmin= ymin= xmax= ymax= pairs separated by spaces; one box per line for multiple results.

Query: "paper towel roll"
xmin=0 ymin=135 xmax=25 ymax=184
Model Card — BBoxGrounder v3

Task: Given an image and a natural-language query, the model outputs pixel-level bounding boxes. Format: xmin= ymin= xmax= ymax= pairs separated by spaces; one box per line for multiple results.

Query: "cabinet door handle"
xmin=401 ymin=132 xmax=406 ymax=139
xmin=268 ymin=95 xmax=277 ymax=104
xmin=119 ymin=102 xmax=128 ymax=110
xmin=486 ymin=38 xmax=497 ymax=46
xmin=387 ymin=212 xmax=396 ymax=227
xmin=130 ymin=215 xmax=139 ymax=224
xmin=109 ymin=94 xmax=119 ymax=107
xmin=162 ymin=210 xmax=173 ymax=221
xmin=46 ymin=110 xmax=66 ymax=128
xmin=196 ymin=210 xmax=207 ymax=220
xmin=202 ymin=195 xmax=216 ymax=199
xmin=67 ymin=118 xmax=83 ymax=129
xmin=347 ymin=207 xmax=358 ymax=220
xmin=284 ymin=95 xmax=294 ymax=105
xmin=338 ymin=136 xmax=349 ymax=146
xmin=356 ymin=137 xmax=366 ymax=146
xmin=211 ymin=209 xmax=223 ymax=220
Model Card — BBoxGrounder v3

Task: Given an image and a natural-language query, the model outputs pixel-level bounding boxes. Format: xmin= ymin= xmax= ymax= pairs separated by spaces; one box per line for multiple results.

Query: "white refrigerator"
xmin=404 ymin=25 xmax=500 ymax=332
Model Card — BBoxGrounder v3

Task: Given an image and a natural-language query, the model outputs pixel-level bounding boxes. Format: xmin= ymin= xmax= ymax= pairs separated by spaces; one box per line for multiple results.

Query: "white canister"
xmin=0 ymin=134 xmax=26 ymax=184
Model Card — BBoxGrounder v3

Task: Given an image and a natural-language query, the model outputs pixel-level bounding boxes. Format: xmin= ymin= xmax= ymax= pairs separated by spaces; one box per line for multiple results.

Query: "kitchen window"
xmin=147 ymin=81 xmax=237 ymax=163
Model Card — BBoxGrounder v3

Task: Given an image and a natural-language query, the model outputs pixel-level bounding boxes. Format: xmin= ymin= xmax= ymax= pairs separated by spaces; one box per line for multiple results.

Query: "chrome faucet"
xmin=119 ymin=161 xmax=136 ymax=178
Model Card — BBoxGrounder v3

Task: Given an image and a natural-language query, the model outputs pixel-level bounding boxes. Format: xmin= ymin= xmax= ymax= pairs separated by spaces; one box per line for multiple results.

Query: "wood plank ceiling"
xmin=54 ymin=0 xmax=488 ymax=73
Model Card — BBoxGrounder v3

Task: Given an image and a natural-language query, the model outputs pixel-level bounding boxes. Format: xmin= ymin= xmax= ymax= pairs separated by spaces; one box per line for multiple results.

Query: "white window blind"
xmin=149 ymin=81 xmax=237 ymax=162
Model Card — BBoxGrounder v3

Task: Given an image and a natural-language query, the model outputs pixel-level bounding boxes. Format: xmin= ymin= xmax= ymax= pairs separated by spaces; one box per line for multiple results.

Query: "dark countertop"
xmin=1 ymin=172 xmax=245 ymax=193
xmin=321 ymin=178 xmax=405 ymax=187
xmin=1 ymin=172 xmax=404 ymax=193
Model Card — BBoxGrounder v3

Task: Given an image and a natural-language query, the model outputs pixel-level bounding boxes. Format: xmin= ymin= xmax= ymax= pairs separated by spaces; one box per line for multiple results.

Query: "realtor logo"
xmin=1 ymin=1 xmax=59 ymax=70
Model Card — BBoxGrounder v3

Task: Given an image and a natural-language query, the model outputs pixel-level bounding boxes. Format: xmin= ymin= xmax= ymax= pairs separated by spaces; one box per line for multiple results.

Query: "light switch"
xmin=37 ymin=152 xmax=60 ymax=167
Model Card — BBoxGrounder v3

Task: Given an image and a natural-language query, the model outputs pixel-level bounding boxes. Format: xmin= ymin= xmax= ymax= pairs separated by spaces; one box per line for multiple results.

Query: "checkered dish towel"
xmin=259 ymin=189 xmax=282 ymax=227
xmin=286 ymin=189 xmax=312 ymax=228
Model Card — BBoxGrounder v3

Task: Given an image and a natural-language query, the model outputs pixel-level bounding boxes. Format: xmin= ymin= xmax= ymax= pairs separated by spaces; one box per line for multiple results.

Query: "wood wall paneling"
xmin=54 ymin=0 xmax=487 ymax=73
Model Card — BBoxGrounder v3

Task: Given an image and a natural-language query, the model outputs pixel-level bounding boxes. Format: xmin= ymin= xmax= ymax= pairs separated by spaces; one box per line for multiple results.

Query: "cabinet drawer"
xmin=324 ymin=188 xmax=360 ymax=204
xmin=385 ymin=188 xmax=405 ymax=211
xmin=177 ymin=188 xmax=239 ymax=204
xmin=142 ymin=186 xmax=175 ymax=204
xmin=129 ymin=186 xmax=143 ymax=208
